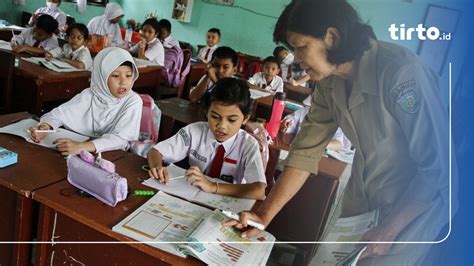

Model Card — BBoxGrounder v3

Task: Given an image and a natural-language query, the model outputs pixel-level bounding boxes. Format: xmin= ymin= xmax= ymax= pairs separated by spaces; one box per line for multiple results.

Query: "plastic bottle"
xmin=125 ymin=27 xmax=133 ymax=43
xmin=265 ymin=92 xmax=286 ymax=138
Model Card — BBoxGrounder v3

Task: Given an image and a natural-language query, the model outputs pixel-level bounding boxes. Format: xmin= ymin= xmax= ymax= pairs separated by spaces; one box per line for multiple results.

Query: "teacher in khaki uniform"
xmin=225 ymin=0 xmax=449 ymax=264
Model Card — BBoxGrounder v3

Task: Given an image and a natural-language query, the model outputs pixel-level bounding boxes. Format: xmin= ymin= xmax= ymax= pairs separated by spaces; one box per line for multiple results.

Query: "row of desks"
xmin=0 ymin=111 xmax=347 ymax=265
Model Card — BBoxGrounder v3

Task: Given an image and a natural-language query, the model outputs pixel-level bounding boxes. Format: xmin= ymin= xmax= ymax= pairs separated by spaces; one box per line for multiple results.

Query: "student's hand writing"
xmin=358 ymin=224 xmax=397 ymax=260
xmin=223 ymin=211 xmax=267 ymax=238
xmin=53 ymin=138 xmax=83 ymax=156
xmin=185 ymin=166 xmax=215 ymax=193
xmin=45 ymin=51 xmax=53 ymax=61
xmin=29 ymin=123 xmax=51 ymax=143
xmin=13 ymin=45 xmax=26 ymax=53
xmin=148 ymin=166 xmax=169 ymax=184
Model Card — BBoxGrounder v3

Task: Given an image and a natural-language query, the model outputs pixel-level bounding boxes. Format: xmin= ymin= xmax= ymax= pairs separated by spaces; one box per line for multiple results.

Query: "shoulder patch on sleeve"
xmin=178 ymin=128 xmax=191 ymax=146
xmin=390 ymin=80 xmax=420 ymax=114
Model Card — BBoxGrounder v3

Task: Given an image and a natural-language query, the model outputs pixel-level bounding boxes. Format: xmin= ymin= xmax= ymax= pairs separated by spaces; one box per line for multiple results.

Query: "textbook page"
xmin=249 ymin=89 xmax=271 ymax=99
xmin=112 ymin=192 xmax=212 ymax=258
xmin=313 ymin=209 xmax=379 ymax=265
xmin=21 ymin=57 xmax=87 ymax=72
xmin=0 ymin=40 xmax=12 ymax=51
xmin=0 ymin=118 xmax=89 ymax=149
xmin=142 ymin=164 xmax=255 ymax=212
xmin=177 ymin=210 xmax=275 ymax=266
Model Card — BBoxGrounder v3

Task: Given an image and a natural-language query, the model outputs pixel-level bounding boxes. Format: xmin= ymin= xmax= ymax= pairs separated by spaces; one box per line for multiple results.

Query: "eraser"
xmin=0 ymin=147 xmax=17 ymax=168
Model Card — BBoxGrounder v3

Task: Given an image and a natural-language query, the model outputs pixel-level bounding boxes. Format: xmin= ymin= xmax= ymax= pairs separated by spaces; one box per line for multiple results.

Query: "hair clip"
xmin=79 ymin=150 xmax=116 ymax=173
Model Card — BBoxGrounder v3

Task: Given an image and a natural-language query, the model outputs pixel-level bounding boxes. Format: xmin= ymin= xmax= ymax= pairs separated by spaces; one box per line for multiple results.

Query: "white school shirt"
xmin=284 ymin=107 xmax=351 ymax=149
xmin=13 ymin=27 xmax=59 ymax=52
xmin=49 ymin=44 xmax=93 ymax=70
xmin=162 ymin=35 xmax=180 ymax=49
xmin=153 ymin=122 xmax=267 ymax=185
xmin=40 ymin=47 xmax=142 ymax=153
xmin=87 ymin=3 xmax=124 ymax=47
xmin=130 ymin=38 xmax=165 ymax=66
xmin=29 ymin=7 xmax=67 ymax=30
xmin=248 ymin=72 xmax=284 ymax=93
xmin=197 ymin=45 xmax=218 ymax=62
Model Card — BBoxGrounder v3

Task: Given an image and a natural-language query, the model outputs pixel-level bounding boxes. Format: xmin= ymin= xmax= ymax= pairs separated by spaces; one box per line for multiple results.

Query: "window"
xmin=63 ymin=0 xmax=108 ymax=7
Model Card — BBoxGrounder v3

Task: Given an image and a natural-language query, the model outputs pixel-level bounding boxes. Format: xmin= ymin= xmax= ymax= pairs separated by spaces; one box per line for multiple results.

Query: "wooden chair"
xmin=236 ymin=52 xmax=263 ymax=79
xmin=0 ymin=51 xmax=15 ymax=114
xmin=266 ymin=170 xmax=340 ymax=265
xmin=158 ymin=48 xmax=192 ymax=99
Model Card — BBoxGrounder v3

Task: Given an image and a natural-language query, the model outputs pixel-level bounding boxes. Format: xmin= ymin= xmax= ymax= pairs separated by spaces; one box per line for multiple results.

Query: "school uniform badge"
xmin=396 ymin=89 xmax=420 ymax=113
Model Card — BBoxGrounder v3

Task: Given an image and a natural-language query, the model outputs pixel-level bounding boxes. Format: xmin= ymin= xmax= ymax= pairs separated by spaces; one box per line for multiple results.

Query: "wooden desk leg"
xmin=36 ymin=205 xmax=53 ymax=266
xmin=12 ymin=195 xmax=33 ymax=266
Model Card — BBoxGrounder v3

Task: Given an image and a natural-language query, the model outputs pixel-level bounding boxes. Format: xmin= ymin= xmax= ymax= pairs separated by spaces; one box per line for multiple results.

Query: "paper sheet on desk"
xmin=249 ymin=89 xmax=271 ymax=99
xmin=0 ymin=118 xmax=89 ymax=149
xmin=133 ymin=57 xmax=162 ymax=68
xmin=0 ymin=40 xmax=12 ymax=51
xmin=142 ymin=164 xmax=255 ymax=212
xmin=21 ymin=57 xmax=88 ymax=72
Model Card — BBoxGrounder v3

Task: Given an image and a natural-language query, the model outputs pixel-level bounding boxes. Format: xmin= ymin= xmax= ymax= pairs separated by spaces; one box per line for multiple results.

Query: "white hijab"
xmin=42 ymin=47 xmax=142 ymax=142
xmin=87 ymin=3 xmax=123 ymax=36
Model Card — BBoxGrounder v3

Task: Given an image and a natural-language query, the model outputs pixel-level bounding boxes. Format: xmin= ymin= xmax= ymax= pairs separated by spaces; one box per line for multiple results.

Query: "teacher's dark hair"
xmin=274 ymin=0 xmax=376 ymax=65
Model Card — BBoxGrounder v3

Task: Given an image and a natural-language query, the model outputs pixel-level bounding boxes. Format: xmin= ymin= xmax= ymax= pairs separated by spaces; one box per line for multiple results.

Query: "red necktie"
xmin=208 ymin=145 xmax=225 ymax=178
xmin=33 ymin=40 xmax=40 ymax=48
xmin=204 ymin=48 xmax=211 ymax=61
xmin=287 ymin=64 xmax=292 ymax=80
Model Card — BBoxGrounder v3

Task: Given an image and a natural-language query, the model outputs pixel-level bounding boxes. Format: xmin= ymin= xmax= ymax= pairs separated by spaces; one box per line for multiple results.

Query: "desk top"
xmin=156 ymin=97 xmax=205 ymax=125
xmin=32 ymin=154 xmax=202 ymax=265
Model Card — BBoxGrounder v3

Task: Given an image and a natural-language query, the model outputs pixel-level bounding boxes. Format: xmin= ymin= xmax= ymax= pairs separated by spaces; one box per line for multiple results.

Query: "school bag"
xmin=162 ymin=46 xmax=191 ymax=88
xmin=129 ymin=94 xmax=162 ymax=158
xmin=244 ymin=122 xmax=272 ymax=170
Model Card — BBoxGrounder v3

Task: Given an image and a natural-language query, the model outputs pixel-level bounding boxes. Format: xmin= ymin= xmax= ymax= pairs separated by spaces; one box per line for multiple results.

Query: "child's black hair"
xmin=211 ymin=46 xmax=238 ymax=67
xmin=66 ymin=23 xmax=89 ymax=40
xmin=35 ymin=14 xmax=58 ymax=35
xmin=120 ymin=61 xmax=133 ymax=68
xmin=263 ymin=56 xmax=280 ymax=69
xmin=142 ymin=18 xmax=160 ymax=35
xmin=272 ymin=46 xmax=287 ymax=61
xmin=208 ymin=28 xmax=221 ymax=37
xmin=66 ymin=16 xmax=76 ymax=27
xmin=158 ymin=19 xmax=172 ymax=33
xmin=203 ymin=78 xmax=252 ymax=117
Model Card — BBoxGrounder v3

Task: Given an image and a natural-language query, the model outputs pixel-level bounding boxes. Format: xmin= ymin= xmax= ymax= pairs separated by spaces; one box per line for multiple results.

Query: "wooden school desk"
xmin=0 ymin=28 xmax=22 ymax=42
xmin=0 ymin=112 xmax=129 ymax=266
xmin=181 ymin=62 xmax=206 ymax=100
xmin=12 ymin=58 xmax=163 ymax=116
xmin=33 ymin=154 xmax=203 ymax=266
xmin=253 ymin=94 xmax=300 ymax=121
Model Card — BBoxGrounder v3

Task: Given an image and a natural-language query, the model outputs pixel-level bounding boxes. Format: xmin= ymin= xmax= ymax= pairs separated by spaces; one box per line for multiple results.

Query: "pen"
xmin=221 ymin=210 xmax=265 ymax=230
xmin=168 ymin=175 xmax=186 ymax=181
xmin=26 ymin=129 xmax=56 ymax=133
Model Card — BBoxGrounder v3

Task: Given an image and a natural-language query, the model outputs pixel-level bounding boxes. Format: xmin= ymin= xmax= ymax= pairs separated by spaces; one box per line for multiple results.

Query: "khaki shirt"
xmin=285 ymin=40 xmax=449 ymax=218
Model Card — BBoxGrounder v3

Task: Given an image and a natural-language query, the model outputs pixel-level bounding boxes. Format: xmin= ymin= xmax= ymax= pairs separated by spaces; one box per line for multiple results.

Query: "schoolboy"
xmin=247 ymin=56 xmax=284 ymax=93
xmin=197 ymin=28 xmax=221 ymax=63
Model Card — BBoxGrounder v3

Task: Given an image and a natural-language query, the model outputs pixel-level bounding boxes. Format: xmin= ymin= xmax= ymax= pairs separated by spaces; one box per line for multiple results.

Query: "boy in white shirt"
xmin=148 ymin=78 xmax=267 ymax=200
xmin=12 ymin=14 xmax=59 ymax=55
xmin=197 ymin=28 xmax=220 ymax=64
xmin=129 ymin=18 xmax=165 ymax=66
xmin=189 ymin=46 xmax=238 ymax=103
xmin=158 ymin=19 xmax=181 ymax=49
xmin=46 ymin=23 xmax=93 ymax=70
xmin=29 ymin=0 xmax=67 ymax=32
xmin=248 ymin=56 xmax=284 ymax=93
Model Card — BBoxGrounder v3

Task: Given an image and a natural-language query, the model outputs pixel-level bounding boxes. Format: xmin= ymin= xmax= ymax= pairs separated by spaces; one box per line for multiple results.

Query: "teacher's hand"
xmin=223 ymin=211 xmax=267 ymax=239
xmin=359 ymin=224 xmax=398 ymax=260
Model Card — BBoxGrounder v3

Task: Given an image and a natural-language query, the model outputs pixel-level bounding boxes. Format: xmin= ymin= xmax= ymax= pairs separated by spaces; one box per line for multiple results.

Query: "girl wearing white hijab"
xmin=87 ymin=2 xmax=124 ymax=47
xmin=30 ymin=47 xmax=143 ymax=155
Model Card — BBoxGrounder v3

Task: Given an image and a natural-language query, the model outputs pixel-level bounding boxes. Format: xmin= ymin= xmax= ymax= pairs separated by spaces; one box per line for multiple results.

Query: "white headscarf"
xmin=87 ymin=3 xmax=124 ymax=46
xmin=103 ymin=2 xmax=124 ymax=21
xmin=40 ymin=47 xmax=142 ymax=152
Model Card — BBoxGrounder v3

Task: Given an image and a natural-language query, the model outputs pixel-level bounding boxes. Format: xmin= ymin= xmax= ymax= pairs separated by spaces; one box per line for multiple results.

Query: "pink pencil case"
xmin=67 ymin=155 xmax=128 ymax=207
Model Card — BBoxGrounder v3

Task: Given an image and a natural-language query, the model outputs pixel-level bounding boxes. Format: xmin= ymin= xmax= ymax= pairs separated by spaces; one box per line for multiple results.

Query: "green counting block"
xmin=134 ymin=190 xmax=155 ymax=196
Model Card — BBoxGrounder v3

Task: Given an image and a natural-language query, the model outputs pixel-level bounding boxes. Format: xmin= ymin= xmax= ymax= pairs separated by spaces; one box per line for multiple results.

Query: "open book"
xmin=133 ymin=57 xmax=162 ymax=68
xmin=112 ymin=192 xmax=275 ymax=265
xmin=0 ymin=118 xmax=89 ymax=149
xmin=21 ymin=57 xmax=88 ymax=72
xmin=0 ymin=40 xmax=13 ymax=51
xmin=142 ymin=164 xmax=255 ymax=212
xmin=313 ymin=209 xmax=379 ymax=265
xmin=249 ymin=89 xmax=271 ymax=100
